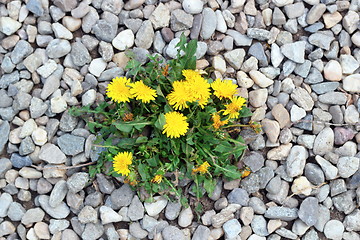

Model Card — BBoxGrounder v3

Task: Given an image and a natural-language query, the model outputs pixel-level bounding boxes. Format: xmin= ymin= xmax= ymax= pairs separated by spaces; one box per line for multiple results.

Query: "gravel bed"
xmin=1 ymin=0 xmax=360 ymax=239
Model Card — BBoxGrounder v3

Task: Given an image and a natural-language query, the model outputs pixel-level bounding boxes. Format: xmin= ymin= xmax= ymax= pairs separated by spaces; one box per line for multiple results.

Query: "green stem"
xmin=163 ymin=177 xmax=181 ymax=199
xmin=194 ymin=176 xmax=200 ymax=200
xmin=222 ymin=124 xmax=250 ymax=129
xmin=92 ymin=144 xmax=118 ymax=149
xmin=196 ymin=144 xmax=238 ymax=175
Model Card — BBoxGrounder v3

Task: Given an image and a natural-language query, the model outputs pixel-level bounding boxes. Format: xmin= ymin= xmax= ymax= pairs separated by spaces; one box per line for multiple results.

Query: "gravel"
xmin=0 ymin=0 xmax=360 ymax=239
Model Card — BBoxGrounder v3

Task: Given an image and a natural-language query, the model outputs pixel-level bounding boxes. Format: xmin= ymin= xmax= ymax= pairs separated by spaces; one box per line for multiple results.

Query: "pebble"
xmin=313 ymin=127 xmax=334 ymax=156
xmin=340 ymin=55 xmax=359 ymax=74
xmin=70 ymin=42 xmax=91 ymax=67
xmin=144 ymin=196 xmax=168 ymax=217
xmin=82 ymin=223 xmax=104 ymax=240
xmin=162 ymin=226 xmax=185 ymax=240
xmin=308 ymin=32 xmax=335 ymax=50
xmin=0 ymin=17 xmax=22 ymax=35
xmin=92 ymin=20 xmax=118 ymax=43
xmin=228 ymin=188 xmax=249 ymax=206
xmin=264 ymin=206 xmax=298 ymax=221
xmin=291 ymin=176 xmax=313 ymax=196
xmin=182 ymin=0 xmax=203 ymax=14
xmin=88 ymin=58 xmax=107 ymax=77
xmin=286 ymin=146 xmax=308 ymax=177
xmin=280 ymin=41 xmax=306 ymax=63
xmin=323 ymin=12 xmax=342 ymax=28
xmin=78 ymin=205 xmax=98 ymax=224
xmin=272 ymin=104 xmax=290 ymax=128
xmin=337 ymin=157 xmax=360 ymax=178
xmin=226 ymin=29 xmax=253 ymax=46
xmin=128 ymin=195 xmax=144 ymax=221
xmin=224 ymin=49 xmax=245 ymax=70
xmin=0 ymin=221 xmax=16 ymax=237
xmin=200 ymin=8 xmax=217 ymax=40
xmin=46 ymin=39 xmax=71 ymax=59
xmin=110 ymin=184 xmax=135 ymax=209
xmin=298 ymin=197 xmax=319 ymax=226
xmin=249 ymin=89 xmax=268 ymax=107
xmin=251 ymin=215 xmax=268 ymax=237
xmin=261 ymin=119 xmax=280 ymax=143
xmin=343 ymin=74 xmax=360 ymax=92
xmin=135 ymin=20 xmax=154 ymax=50
xmin=315 ymin=155 xmax=338 ymax=180
xmin=324 ymin=220 xmax=344 ymax=239
xmin=306 ymin=4 xmax=327 ymax=24
xmin=34 ymin=222 xmax=50 ymax=239
xmin=343 ymin=209 xmax=360 ymax=231
xmin=21 ymin=207 xmax=45 ymax=225
xmin=249 ymin=70 xmax=274 ymax=88
xmin=323 ymin=60 xmax=342 ymax=81
xmin=38 ymin=195 xmax=70 ymax=219
xmin=178 ymin=207 xmax=193 ymax=228
xmin=19 ymin=167 xmax=42 ymax=179
xmin=150 ymin=3 xmax=170 ymax=30
xmin=165 ymin=201 xmax=182 ymax=221
xmin=170 ymin=9 xmax=193 ymax=32
xmin=49 ymin=180 xmax=68 ymax=208
xmin=57 ymin=134 xmax=85 ymax=156
xmin=39 ymin=143 xmax=66 ymax=164
xmin=112 ymin=29 xmax=134 ymax=51
xmin=291 ymin=88 xmax=314 ymax=111
xmin=223 ymin=219 xmax=242 ymax=239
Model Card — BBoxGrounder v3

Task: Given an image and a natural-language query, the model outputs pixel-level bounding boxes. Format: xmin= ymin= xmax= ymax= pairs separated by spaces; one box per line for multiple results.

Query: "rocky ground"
xmin=0 ymin=0 xmax=360 ymax=239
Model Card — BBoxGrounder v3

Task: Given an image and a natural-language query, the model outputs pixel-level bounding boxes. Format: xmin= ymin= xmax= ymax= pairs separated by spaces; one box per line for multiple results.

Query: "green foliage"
xmin=70 ymin=33 xmax=258 ymax=205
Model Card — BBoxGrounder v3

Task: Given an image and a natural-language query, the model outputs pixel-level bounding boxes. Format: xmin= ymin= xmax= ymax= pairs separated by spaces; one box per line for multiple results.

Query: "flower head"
xmin=106 ymin=77 xmax=132 ymax=103
xmin=129 ymin=80 xmax=157 ymax=103
xmin=223 ymin=96 xmax=247 ymax=119
xmin=212 ymin=113 xmax=229 ymax=129
xmin=211 ymin=79 xmax=238 ymax=100
xmin=187 ymin=75 xmax=211 ymax=108
xmin=192 ymin=161 xmax=210 ymax=174
xmin=162 ymin=112 xmax=189 ymax=138
xmin=113 ymin=152 xmax=133 ymax=176
xmin=167 ymin=81 xmax=192 ymax=110
xmin=151 ymin=175 xmax=163 ymax=184
xmin=182 ymin=69 xmax=202 ymax=81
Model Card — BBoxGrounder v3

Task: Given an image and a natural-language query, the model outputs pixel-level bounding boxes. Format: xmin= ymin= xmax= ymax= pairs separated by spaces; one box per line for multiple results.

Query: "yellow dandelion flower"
xmin=223 ymin=96 xmax=247 ymax=119
xmin=167 ymin=81 xmax=192 ymax=110
xmin=151 ymin=175 xmax=163 ymax=184
xmin=241 ymin=167 xmax=251 ymax=178
xmin=162 ymin=112 xmax=189 ymax=138
xmin=211 ymin=78 xmax=238 ymax=100
xmin=212 ymin=113 xmax=229 ymax=129
xmin=192 ymin=161 xmax=210 ymax=174
xmin=187 ymin=76 xmax=211 ymax=108
xmin=182 ymin=69 xmax=202 ymax=81
xmin=113 ymin=152 xmax=133 ymax=176
xmin=106 ymin=77 xmax=132 ymax=103
xmin=129 ymin=80 xmax=157 ymax=103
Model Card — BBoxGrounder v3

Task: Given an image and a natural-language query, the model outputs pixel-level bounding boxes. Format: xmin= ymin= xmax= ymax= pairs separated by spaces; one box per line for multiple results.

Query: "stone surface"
xmin=286 ymin=146 xmax=308 ymax=177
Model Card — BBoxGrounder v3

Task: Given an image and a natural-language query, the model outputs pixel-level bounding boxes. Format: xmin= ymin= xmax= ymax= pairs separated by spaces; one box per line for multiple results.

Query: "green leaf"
xmin=138 ymin=163 xmax=149 ymax=181
xmin=156 ymin=85 xmax=165 ymax=98
xmin=222 ymin=165 xmax=242 ymax=179
xmin=203 ymin=178 xmax=216 ymax=195
xmin=113 ymin=120 xmax=152 ymax=133
xmin=239 ymin=107 xmax=253 ymax=118
xmin=154 ymin=114 xmax=166 ymax=130
xmin=146 ymin=157 xmax=158 ymax=167
xmin=135 ymin=136 xmax=148 ymax=144
xmin=214 ymin=142 xmax=233 ymax=153
xmin=117 ymin=138 xmax=136 ymax=149
xmin=114 ymin=123 xmax=133 ymax=133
